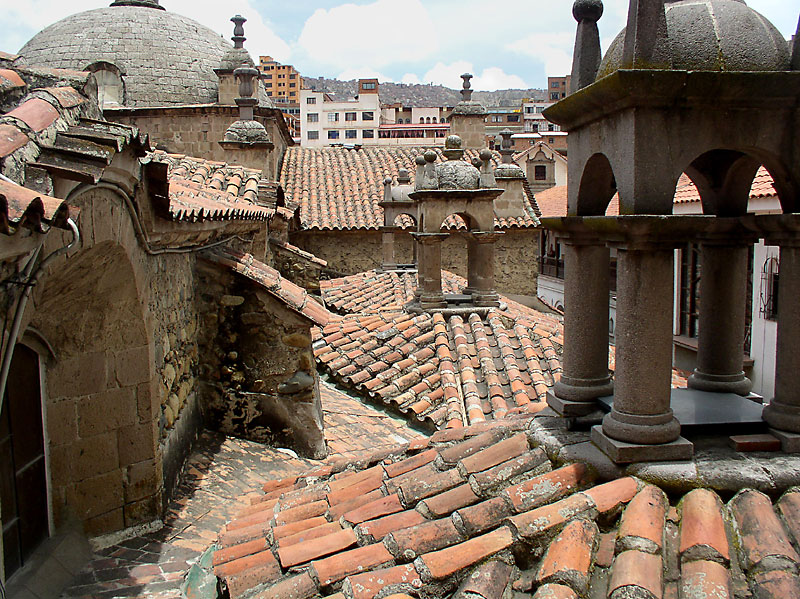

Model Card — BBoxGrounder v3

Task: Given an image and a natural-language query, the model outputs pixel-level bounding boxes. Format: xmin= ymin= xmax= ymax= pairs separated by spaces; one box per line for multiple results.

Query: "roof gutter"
xmin=0 ymin=217 xmax=79 ymax=412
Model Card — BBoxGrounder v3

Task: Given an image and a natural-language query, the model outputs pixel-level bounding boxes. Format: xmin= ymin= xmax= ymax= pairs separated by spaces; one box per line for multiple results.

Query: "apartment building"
xmin=300 ymin=79 xmax=381 ymax=147
xmin=258 ymin=55 xmax=302 ymax=103
xmin=547 ymin=75 xmax=571 ymax=100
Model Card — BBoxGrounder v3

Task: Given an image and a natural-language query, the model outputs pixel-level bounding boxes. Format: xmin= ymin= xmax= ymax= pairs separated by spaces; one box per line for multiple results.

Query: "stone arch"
xmin=23 ymin=186 xmax=158 ymax=535
xmin=683 ymin=147 xmax=797 ymax=215
xmin=440 ymin=212 xmax=477 ymax=232
xmin=85 ymin=61 xmax=126 ymax=108
xmin=574 ymin=153 xmax=617 ymax=216
xmin=392 ymin=213 xmax=417 ymax=228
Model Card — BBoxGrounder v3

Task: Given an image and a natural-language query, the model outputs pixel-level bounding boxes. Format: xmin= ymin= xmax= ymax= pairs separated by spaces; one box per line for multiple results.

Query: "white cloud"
xmin=414 ymin=61 xmax=528 ymax=90
xmin=6 ymin=0 xmax=291 ymax=65
xmin=400 ymin=73 xmax=422 ymax=85
xmin=337 ymin=67 xmax=390 ymax=82
xmin=297 ymin=0 xmax=437 ymax=71
xmin=505 ymin=32 xmax=575 ymax=79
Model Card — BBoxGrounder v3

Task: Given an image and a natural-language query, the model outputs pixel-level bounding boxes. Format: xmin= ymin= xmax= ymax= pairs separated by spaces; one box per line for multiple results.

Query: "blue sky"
xmin=4 ymin=0 xmax=798 ymax=91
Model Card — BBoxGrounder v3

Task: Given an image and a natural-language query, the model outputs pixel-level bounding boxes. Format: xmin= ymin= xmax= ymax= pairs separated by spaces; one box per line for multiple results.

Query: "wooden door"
xmin=1 ymin=344 xmax=48 ymax=578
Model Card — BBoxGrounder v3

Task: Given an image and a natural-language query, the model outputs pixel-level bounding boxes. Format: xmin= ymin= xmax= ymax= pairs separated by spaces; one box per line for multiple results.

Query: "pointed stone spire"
xmin=792 ymin=15 xmax=800 ymax=71
xmin=231 ymin=15 xmax=247 ymax=49
xmin=621 ymin=0 xmax=670 ymax=70
xmin=570 ymin=0 xmax=604 ymax=92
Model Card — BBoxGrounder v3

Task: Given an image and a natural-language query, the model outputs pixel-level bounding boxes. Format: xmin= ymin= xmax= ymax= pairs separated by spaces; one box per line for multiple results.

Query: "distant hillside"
xmin=301 ymin=76 xmax=547 ymax=107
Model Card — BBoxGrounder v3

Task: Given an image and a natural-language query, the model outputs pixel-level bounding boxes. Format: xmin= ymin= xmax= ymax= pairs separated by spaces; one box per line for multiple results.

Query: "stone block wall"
xmin=108 ymin=108 xmax=287 ymax=181
xmin=449 ymin=116 xmax=487 ymax=149
xmin=196 ymin=261 xmax=325 ymax=458
xmin=291 ymin=228 xmax=540 ymax=296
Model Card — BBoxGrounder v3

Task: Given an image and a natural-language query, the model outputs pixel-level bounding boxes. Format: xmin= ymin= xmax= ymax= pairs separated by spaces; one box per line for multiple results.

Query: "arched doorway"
xmin=1 ymin=344 xmax=48 ymax=578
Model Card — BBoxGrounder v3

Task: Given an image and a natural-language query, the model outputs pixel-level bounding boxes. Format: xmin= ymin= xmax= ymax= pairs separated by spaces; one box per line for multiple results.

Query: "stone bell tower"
xmin=409 ymin=135 xmax=503 ymax=310
xmin=543 ymin=0 xmax=800 ymax=462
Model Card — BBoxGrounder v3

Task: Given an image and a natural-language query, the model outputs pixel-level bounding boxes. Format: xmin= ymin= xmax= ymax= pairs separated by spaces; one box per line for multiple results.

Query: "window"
xmin=420 ymin=117 xmax=425 ymax=123
xmin=362 ymin=82 xmax=376 ymax=90
xmin=307 ymin=130 xmax=319 ymax=140
xmin=328 ymin=112 xmax=339 ymax=122
xmin=362 ymin=111 xmax=374 ymax=121
xmin=328 ymin=130 xmax=339 ymax=139
xmin=548 ymin=124 xmax=555 ymax=131
xmin=307 ymin=97 xmax=316 ymax=104
xmin=265 ymin=74 xmax=272 ymax=79
xmin=278 ymin=74 xmax=285 ymax=78
xmin=551 ymin=81 xmax=560 ymax=88
xmin=550 ymin=92 xmax=560 ymax=100
xmin=345 ymin=112 xmax=357 ymax=121
xmin=290 ymin=73 xmax=297 ymax=79
xmin=362 ymin=129 xmax=374 ymax=138
xmin=507 ymin=114 xmax=520 ymax=122
xmin=549 ymin=137 xmax=555 ymax=144
xmin=432 ymin=117 xmax=437 ymax=123
xmin=492 ymin=115 xmax=503 ymax=123
xmin=345 ymin=129 xmax=357 ymax=139
xmin=536 ymin=106 xmax=545 ymax=113
xmin=761 ymin=255 xmax=780 ymax=321
xmin=534 ymin=165 xmax=547 ymax=181
xmin=525 ymin=106 xmax=533 ymax=113
xmin=307 ymin=113 xmax=319 ymax=123
xmin=290 ymin=83 xmax=296 ymax=88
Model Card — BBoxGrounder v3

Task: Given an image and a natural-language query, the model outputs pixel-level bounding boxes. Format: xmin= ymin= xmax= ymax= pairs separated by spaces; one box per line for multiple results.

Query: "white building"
xmin=300 ymin=79 xmax=381 ymax=147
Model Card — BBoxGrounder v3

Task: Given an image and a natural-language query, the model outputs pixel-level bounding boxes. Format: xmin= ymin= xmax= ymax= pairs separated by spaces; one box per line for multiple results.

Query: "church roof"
xmin=280 ymin=147 xmax=540 ymax=231
xmin=18 ymin=3 xmax=233 ymax=107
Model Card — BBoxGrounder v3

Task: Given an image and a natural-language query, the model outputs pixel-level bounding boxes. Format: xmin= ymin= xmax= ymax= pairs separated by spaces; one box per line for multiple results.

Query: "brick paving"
xmin=60 ymin=381 xmax=426 ymax=599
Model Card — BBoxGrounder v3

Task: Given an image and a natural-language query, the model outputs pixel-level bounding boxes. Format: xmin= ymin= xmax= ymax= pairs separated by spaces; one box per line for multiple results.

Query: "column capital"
xmin=462 ymin=230 xmax=504 ymax=243
xmin=411 ymin=232 xmax=450 ymax=244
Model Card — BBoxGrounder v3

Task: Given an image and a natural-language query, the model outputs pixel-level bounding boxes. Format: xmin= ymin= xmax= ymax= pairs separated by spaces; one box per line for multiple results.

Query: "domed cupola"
xmin=598 ymin=0 xmax=791 ymax=79
xmin=18 ymin=1 xmax=233 ymax=107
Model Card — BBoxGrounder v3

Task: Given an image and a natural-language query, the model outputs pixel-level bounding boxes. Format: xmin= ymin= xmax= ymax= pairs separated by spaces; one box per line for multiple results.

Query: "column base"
xmin=549 ymin=376 xmax=614 ymax=417
xmin=472 ymin=292 xmax=500 ymax=307
xmin=547 ymin=390 xmax=604 ymax=417
xmin=419 ymin=294 xmax=447 ymax=309
xmin=688 ymin=371 xmax=752 ymax=396
xmin=763 ymin=400 xmax=800 ymax=434
xmin=591 ymin=426 xmax=694 ymax=463
xmin=768 ymin=428 xmax=800 ymax=453
xmin=602 ymin=410 xmax=681 ymax=445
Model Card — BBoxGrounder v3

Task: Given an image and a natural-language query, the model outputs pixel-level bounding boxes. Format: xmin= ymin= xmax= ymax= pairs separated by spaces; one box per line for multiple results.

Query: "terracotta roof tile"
xmin=205 ymin=248 xmax=330 ymax=326
xmin=41 ymin=86 xmax=85 ymax=109
xmin=0 ymin=69 xmax=25 ymax=90
xmin=152 ymin=150 xmax=273 ymax=223
xmin=280 ymin=146 xmax=539 ymax=231
xmin=0 ymin=123 xmax=31 ymax=158
xmin=0 ymin=177 xmax=74 ymax=235
xmin=6 ymin=97 xmax=59 ymax=132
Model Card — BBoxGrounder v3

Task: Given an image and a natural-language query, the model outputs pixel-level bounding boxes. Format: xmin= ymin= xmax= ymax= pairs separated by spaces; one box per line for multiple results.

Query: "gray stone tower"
xmin=447 ymin=74 xmax=488 ymax=150
xmin=543 ymin=0 xmax=800 ymax=462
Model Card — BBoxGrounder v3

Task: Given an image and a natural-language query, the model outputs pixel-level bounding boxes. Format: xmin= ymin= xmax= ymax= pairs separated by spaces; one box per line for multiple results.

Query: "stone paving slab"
xmin=59 ymin=382 xmax=426 ymax=599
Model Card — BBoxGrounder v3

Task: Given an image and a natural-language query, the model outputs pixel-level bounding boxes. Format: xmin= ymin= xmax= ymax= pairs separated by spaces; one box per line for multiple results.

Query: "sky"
xmin=3 ymin=0 xmax=798 ymax=91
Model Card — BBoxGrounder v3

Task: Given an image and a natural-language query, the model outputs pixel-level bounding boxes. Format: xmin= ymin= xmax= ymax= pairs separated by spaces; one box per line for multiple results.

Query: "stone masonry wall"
xmin=196 ymin=261 xmax=325 ymax=458
xmin=108 ymin=110 xmax=287 ymax=180
xmin=291 ymin=228 xmax=540 ymax=296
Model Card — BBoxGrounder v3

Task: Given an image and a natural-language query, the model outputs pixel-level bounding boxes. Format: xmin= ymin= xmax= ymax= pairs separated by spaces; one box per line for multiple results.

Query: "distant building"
xmin=485 ymin=105 xmax=524 ymax=147
xmin=300 ymin=79 xmax=381 ymax=147
xmin=547 ymin=75 xmax=571 ymax=100
xmin=258 ymin=56 xmax=302 ymax=104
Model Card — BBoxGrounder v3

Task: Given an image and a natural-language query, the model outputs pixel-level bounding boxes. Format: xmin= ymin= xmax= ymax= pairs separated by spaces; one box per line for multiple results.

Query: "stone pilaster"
xmin=464 ymin=231 xmax=503 ymax=307
xmin=381 ymin=227 xmax=398 ymax=270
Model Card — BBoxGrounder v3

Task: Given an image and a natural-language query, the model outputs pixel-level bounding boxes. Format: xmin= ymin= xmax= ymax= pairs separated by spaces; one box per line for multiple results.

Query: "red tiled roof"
xmin=207 ymin=248 xmax=331 ymax=326
xmin=280 ymin=146 xmax=540 ymax=231
xmin=0 ymin=178 xmax=75 ymax=235
xmin=535 ymin=185 xmax=620 ymax=217
xmin=151 ymin=151 xmax=274 ymax=223
xmin=314 ymin=270 xmax=563 ymax=429
xmin=0 ymin=69 xmax=25 ymax=90
xmin=6 ymin=97 xmax=59 ymax=132
xmin=213 ymin=418 xmax=797 ymax=599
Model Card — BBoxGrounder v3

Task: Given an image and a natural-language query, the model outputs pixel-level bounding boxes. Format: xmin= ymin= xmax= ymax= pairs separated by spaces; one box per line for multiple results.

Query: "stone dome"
xmin=18 ymin=1 xmax=233 ymax=107
xmin=598 ymin=0 xmax=791 ymax=79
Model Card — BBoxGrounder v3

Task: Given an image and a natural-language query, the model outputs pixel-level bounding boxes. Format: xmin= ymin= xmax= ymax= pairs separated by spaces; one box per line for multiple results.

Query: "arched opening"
xmin=432 ymin=117 xmax=437 ymax=123
xmin=85 ymin=61 xmax=125 ymax=108
xmin=576 ymin=153 xmax=617 ymax=216
xmin=30 ymin=239 xmax=154 ymax=535
xmin=1 ymin=343 xmax=48 ymax=578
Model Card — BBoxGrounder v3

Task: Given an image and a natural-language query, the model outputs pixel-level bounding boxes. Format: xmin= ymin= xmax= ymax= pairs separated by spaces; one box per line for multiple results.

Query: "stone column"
xmin=593 ymin=242 xmax=692 ymax=461
xmin=763 ymin=242 xmax=800 ymax=435
xmin=413 ymin=233 xmax=448 ymax=309
xmin=548 ymin=239 xmax=613 ymax=416
xmin=465 ymin=231 xmax=502 ymax=307
xmin=688 ymin=242 xmax=752 ymax=395
xmin=381 ymin=227 xmax=398 ymax=270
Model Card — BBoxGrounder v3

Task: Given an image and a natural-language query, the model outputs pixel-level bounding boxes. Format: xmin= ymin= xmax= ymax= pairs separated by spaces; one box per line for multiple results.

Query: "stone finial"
xmin=231 ymin=14 xmax=247 ymax=49
xmin=499 ymin=129 xmax=515 ymax=164
xmin=443 ymin=135 xmax=465 ymax=161
xmin=479 ymin=149 xmax=497 ymax=188
xmin=416 ymin=150 xmax=439 ymax=190
xmin=621 ymin=0 xmax=670 ymax=70
xmin=793 ymin=16 xmax=800 ymax=71
xmin=570 ymin=0 xmax=604 ymax=92
xmin=235 ymin=64 xmax=258 ymax=100
xmin=398 ymin=168 xmax=411 ymax=184
xmin=460 ymin=73 xmax=474 ymax=101
xmin=383 ymin=176 xmax=393 ymax=203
